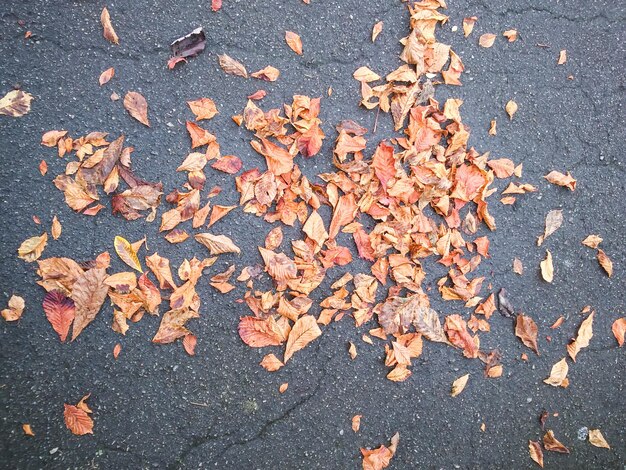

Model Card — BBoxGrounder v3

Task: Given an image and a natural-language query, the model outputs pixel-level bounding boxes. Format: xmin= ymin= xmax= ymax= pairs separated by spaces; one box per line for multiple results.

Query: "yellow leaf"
xmin=113 ymin=236 xmax=143 ymax=272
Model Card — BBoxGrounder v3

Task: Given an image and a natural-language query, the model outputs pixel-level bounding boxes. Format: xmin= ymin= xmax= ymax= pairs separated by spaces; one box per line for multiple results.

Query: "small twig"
xmin=373 ymin=106 xmax=381 ymax=134
xmin=188 ymin=401 xmax=209 ymax=407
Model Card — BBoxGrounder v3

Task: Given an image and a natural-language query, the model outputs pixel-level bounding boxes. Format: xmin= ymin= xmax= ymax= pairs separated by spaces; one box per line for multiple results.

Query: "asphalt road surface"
xmin=1 ymin=0 xmax=625 ymax=468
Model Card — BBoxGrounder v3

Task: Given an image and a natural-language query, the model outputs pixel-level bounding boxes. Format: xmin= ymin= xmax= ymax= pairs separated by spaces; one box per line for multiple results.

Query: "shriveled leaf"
xmin=18 ymin=233 xmax=48 ymax=262
xmin=101 ymin=7 xmax=119 ymax=44
xmin=567 ymin=312 xmax=593 ymax=361
xmin=451 ymin=373 xmax=469 ymax=397
xmin=515 ymin=314 xmax=539 ymax=354
xmin=371 ymin=21 xmax=383 ymax=42
xmin=529 ymin=440 xmax=544 ymax=468
xmin=503 ymin=29 xmax=518 ymax=42
xmin=43 ymin=291 xmax=75 ymax=341
xmin=544 ymin=357 xmax=569 ymax=387
xmin=114 ymin=236 xmax=143 ymax=272
xmin=540 ymin=250 xmax=553 ymax=283
xmin=352 ymin=414 xmax=361 ymax=432
xmin=588 ymin=429 xmax=610 ymax=449
xmin=596 ymin=249 xmax=613 ymax=277
xmin=71 ymin=268 xmax=109 ymax=341
xmin=582 ymin=234 xmax=602 ymax=249
xmin=123 ymin=91 xmax=150 ymax=127
xmin=195 ymin=233 xmax=240 ymax=255
xmin=251 ymin=66 xmax=280 ymax=82
xmin=64 ymin=395 xmax=94 ymax=435
xmin=218 ymin=54 xmax=248 ymax=78
xmin=543 ymin=430 xmax=570 ymax=453
xmin=285 ymin=31 xmax=303 ymax=55
xmin=146 ymin=252 xmax=176 ymax=289
xmin=544 ymin=170 xmax=576 ymax=191
xmin=2 ymin=295 xmax=25 ymax=322
xmin=238 ymin=316 xmax=284 ymax=347
xmin=361 ymin=433 xmax=399 ymax=470
xmin=284 ymin=314 xmax=322 ymax=362
xmin=186 ymin=121 xmax=215 ymax=148
xmin=557 ymin=50 xmax=567 ymax=65
xmin=0 ymin=90 xmax=33 ymax=117
xmin=462 ymin=17 xmax=477 ymax=37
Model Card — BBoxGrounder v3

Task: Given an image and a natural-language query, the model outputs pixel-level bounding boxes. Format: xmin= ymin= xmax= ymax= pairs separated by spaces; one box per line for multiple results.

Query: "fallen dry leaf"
xmin=503 ymin=29 xmax=518 ymax=42
xmin=218 ymin=54 xmax=248 ymax=78
xmin=513 ymin=258 xmax=523 ymax=275
xmin=284 ymin=314 xmax=322 ymax=362
xmin=596 ymin=249 xmax=613 ymax=277
xmin=505 ymin=100 xmax=518 ymax=119
xmin=211 ymin=0 xmax=222 ymax=12
xmin=113 ymin=343 xmax=121 ymax=359
xmin=612 ymin=318 xmax=626 ymax=346
xmin=285 ymin=31 xmax=303 ymax=55
xmin=39 ymin=160 xmax=48 ymax=175
xmin=537 ymin=209 xmax=563 ymax=246
xmin=529 ymin=440 xmax=544 ymax=467
xmin=51 ymin=216 xmax=62 ymax=240
xmin=123 ymin=91 xmax=150 ymax=126
xmin=195 ymin=233 xmax=241 ymax=255
xmin=187 ymin=98 xmax=218 ymax=121
xmin=0 ymin=90 xmax=33 ymax=117
xmin=99 ymin=67 xmax=115 ymax=86
xmin=515 ymin=314 xmax=539 ymax=354
xmin=279 ymin=382 xmax=288 ymax=393
xmin=183 ymin=334 xmax=197 ymax=355
xmin=479 ymin=33 xmax=496 ymax=48
xmin=43 ymin=290 xmax=75 ymax=341
xmin=361 ymin=432 xmax=399 ymax=470
xmin=540 ymin=250 xmax=554 ymax=283
xmin=544 ymin=357 xmax=569 ymax=387
xmin=18 ymin=233 xmax=48 ymax=262
xmin=558 ymin=50 xmax=567 ymax=64
xmin=372 ymin=21 xmax=383 ymax=42
xmin=451 ymin=373 xmax=469 ymax=397
xmin=463 ymin=17 xmax=477 ymax=37
xmin=114 ymin=236 xmax=143 ymax=272
xmin=251 ymin=66 xmax=280 ymax=82
xmin=100 ymin=7 xmax=119 ymax=44
xmin=64 ymin=394 xmax=94 ymax=435
xmin=260 ymin=353 xmax=284 ymax=371
xmin=582 ymin=234 xmax=602 ymax=249
xmin=588 ymin=429 xmax=610 ymax=449
xmin=352 ymin=414 xmax=361 ymax=432
xmin=348 ymin=341 xmax=357 ymax=359
xmin=544 ymin=170 xmax=576 ymax=191
xmin=567 ymin=312 xmax=593 ymax=361
xmin=71 ymin=268 xmax=109 ymax=341
xmin=2 ymin=295 xmax=25 ymax=322
xmin=152 ymin=308 xmax=199 ymax=344
xmin=543 ymin=430 xmax=570 ymax=453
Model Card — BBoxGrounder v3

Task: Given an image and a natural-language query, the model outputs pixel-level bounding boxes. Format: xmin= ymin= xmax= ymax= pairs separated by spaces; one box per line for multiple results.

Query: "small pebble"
xmin=578 ymin=427 xmax=589 ymax=440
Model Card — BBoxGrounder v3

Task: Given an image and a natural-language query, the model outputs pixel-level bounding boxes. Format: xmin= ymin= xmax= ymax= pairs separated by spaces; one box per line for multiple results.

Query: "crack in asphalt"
xmin=473 ymin=1 xmax=624 ymax=24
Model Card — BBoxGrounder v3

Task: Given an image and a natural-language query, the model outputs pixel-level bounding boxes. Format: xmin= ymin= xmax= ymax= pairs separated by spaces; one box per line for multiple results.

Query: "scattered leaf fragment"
xmin=187 ymin=98 xmax=218 ymax=121
xmin=582 ymin=235 xmax=602 ymax=249
xmin=540 ymin=250 xmax=553 ymax=283
xmin=488 ymin=119 xmax=497 ymax=135
xmin=558 ymin=50 xmax=567 ymax=64
xmin=279 ymin=382 xmax=288 ymax=393
xmin=183 ymin=334 xmax=197 ymax=356
xmin=22 ymin=424 xmax=34 ymax=436
xmin=39 ymin=159 xmax=48 ymax=175
xmin=260 ymin=353 xmax=284 ymax=371
xmin=123 ymin=91 xmax=150 ymax=127
xmin=537 ymin=209 xmax=563 ymax=246
xmin=451 ymin=373 xmax=469 ymax=397
xmin=195 ymin=233 xmax=241 ymax=255
xmin=2 ymin=295 xmax=25 ymax=322
xmin=285 ymin=31 xmax=303 ymax=55
xmin=503 ymin=29 xmax=518 ymax=42
xmin=479 ymin=33 xmax=496 ymax=48
xmin=529 ymin=440 xmax=544 ymax=467
xmin=211 ymin=0 xmax=222 ymax=12
xmin=348 ymin=341 xmax=357 ymax=359
xmin=113 ymin=343 xmax=121 ymax=359
xmin=612 ymin=318 xmax=626 ymax=346
xmin=596 ymin=249 xmax=613 ymax=277
xmin=99 ymin=67 xmax=115 ymax=86
xmin=352 ymin=414 xmax=362 ymax=432
xmin=505 ymin=100 xmax=518 ymax=119
xmin=513 ymin=258 xmax=523 ymax=275
xmin=543 ymin=430 xmax=570 ymax=453
xmin=361 ymin=432 xmax=399 ymax=470
xmin=51 ymin=216 xmax=62 ymax=240
xmin=372 ymin=21 xmax=383 ymax=42
xmin=544 ymin=170 xmax=576 ymax=191
xmin=588 ymin=429 xmax=610 ymax=449
xmin=100 ymin=7 xmax=119 ymax=45
xmin=462 ymin=17 xmax=477 ymax=37
xmin=218 ymin=54 xmax=248 ymax=78
xmin=543 ymin=357 xmax=569 ymax=387
xmin=0 ymin=90 xmax=33 ymax=117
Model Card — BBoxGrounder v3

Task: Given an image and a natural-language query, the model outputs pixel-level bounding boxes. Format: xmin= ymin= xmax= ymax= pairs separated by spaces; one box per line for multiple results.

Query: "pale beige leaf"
xmin=505 ymin=100 xmax=518 ymax=119
xmin=195 ymin=233 xmax=241 ymax=255
xmin=451 ymin=373 xmax=469 ymax=397
xmin=371 ymin=21 xmax=383 ymax=42
xmin=537 ymin=209 xmax=563 ymax=246
xmin=567 ymin=312 xmax=593 ymax=361
xmin=543 ymin=357 xmax=569 ymax=387
xmin=101 ymin=7 xmax=119 ymax=44
xmin=2 ymin=295 xmax=25 ymax=322
xmin=540 ymin=250 xmax=553 ymax=283
xmin=352 ymin=414 xmax=361 ymax=432
xmin=582 ymin=234 xmax=602 ymax=249
xmin=0 ymin=90 xmax=33 ymax=117
xmin=479 ymin=33 xmax=496 ymax=48
xmin=588 ymin=429 xmax=610 ymax=449
xmin=285 ymin=31 xmax=303 ymax=55
xmin=51 ymin=216 xmax=62 ymax=240
xmin=529 ymin=440 xmax=544 ymax=467
xmin=513 ymin=258 xmax=523 ymax=274
xmin=123 ymin=91 xmax=150 ymax=126
xmin=18 ymin=233 xmax=48 ymax=262
xmin=218 ymin=54 xmax=248 ymax=78
xmin=558 ymin=50 xmax=567 ymax=65
xmin=260 ymin=353 xmax=284 ymax=371
xmin=284 ymin=314 xmax=322 ymax=362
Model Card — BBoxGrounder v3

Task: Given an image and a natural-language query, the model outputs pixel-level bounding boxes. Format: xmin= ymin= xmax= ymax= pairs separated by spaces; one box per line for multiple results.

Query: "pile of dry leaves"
xmin=2 ymin=0 xmax=621 ymax=468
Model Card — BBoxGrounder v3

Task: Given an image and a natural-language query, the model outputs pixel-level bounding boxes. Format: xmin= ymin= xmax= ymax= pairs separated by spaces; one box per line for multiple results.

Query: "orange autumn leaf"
xmin=208 ymin=205 xmax=236 ymax=227
xmin=113 ymin=343 xmax=121 ymax=359
xmin=71 ymin=268 xmax=109 ymax=341
xmin=612 ymin=318 xmax=626 ymax=346
xmin=238 ymin=316 xmax=284 ymax=347
xmin=444 ymin=314 xmax=478 ymax=358
xmin=152 ymin=308 xmax=199 ymax=344
xmin=352 ymin=414 xmax=362 ymax=432
xmin=284 ymin=314 xmax=322 ymax=362
xmin=361 ymin=432 xmax=399 ymax=470
xmin=99 ymin=67 xmax=115 ymax=86
xmin=279 ymin=382 xmax=289 ymax=393
xmin=123 ymin=91 xmax=150 ymax=126
xmin=463 ymin=16 xmax=477 ymax=37
xmin=487 ymin=158 xmax=515 ymax=178
xmin=43 ymin=290 xmax=75 ymax=341
xmin=195 ymin=232 xmax=240 ymax=255
xmin=596 ymin=249 xmax=613 ymax=277
xmin=183 ymin=334 xmax=197 ymax=355
xmin=544 ymin=170 xmax=576 ymax=190
xmin=251 ymin=66 xmax=280 ymax=82
xmin=64 ymin=395 xmax=94 ymax=435
xmin=515 ymin=314 xmax=539 ymax=354
xmin=186 ymin=121 xmax=215 ymax=148
xmin=211 ymin=155 xmax=242 ymax=174
xmin=39 ymin=159 xmax=48 ymax=175
xmin=285 ymin=31 xmax=303 ymax=55
xmin=100 ymin=7 xmax=119 ymax=44
xmin=22 ymin=424 xmax=35 ymax=436
xmin=187 ymin=97 xmax=218 ymax=121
